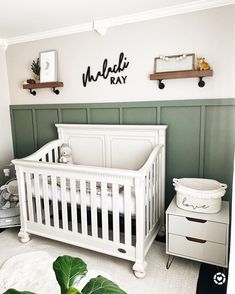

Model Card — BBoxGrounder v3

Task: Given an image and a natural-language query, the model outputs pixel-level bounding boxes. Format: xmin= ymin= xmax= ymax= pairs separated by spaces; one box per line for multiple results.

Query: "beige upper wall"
xmin=6 ymin=5 xmax=235 ymax=105
xmin=0 ymin=47 xmax=13 ymax=171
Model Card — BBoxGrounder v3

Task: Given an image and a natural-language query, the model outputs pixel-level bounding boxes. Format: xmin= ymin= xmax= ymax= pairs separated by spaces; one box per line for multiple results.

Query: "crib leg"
xmin=18 ymin=229 xmax=31 ymax=243
xmin=133 ymin=261 xmax=147 ymax=278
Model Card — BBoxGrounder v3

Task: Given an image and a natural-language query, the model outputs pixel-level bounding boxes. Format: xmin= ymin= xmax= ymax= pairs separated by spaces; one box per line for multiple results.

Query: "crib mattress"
xmin=30 ymin=180 xmax=136 ymax=215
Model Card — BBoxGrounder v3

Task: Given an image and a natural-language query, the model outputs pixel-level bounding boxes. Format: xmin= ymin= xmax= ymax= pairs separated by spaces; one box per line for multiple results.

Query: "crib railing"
xmin=24 ymin=139 xmax=61 ymax=163
xmin=13 ymin=144 xmax=164 ymax=263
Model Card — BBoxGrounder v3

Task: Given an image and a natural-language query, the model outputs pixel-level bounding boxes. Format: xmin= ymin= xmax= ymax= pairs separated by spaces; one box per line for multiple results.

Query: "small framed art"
xmin=40 ymin=50 xmax=58 ymax=82
xmin=154 ymin=53 xmax=195 ymax=73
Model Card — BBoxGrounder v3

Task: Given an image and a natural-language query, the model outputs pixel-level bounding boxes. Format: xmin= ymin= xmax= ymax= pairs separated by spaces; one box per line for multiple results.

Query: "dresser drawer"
xmin=169 ymin=214 xmax=227 ymax=244
xmin=169 ymin=234 xmax=227 ymax=266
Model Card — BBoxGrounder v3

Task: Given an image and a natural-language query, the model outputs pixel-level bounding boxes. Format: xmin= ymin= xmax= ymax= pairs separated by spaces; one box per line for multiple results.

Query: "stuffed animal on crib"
xmin=59 ymin=144 xmax=73 ymax=164
xmin=0 ymin=179 xmax=19 ymax=210
xmin=197 ymin=57 xmax=210 ymax=71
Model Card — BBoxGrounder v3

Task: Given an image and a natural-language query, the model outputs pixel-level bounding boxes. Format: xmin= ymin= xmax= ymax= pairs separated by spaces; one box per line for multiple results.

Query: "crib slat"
xmin=41 ymin=155 xmax=46 ymax=162
xmin=34 ymin=173 xmax=42 ymax=224
xmin=90 ymin=180 xmax=98 ymax=238
xmin=60 ymin=177 xmax=68 ymax=230
xmin=80 ymin=179 xmax=87 ymax=235
xmin=149 ymin=168 xmax=153 ymax=229
xmin=158 ymin=154 xmax=162 ymax=218
xmin=124 ymin=185 xmax=132 ymax=246
xmin=157 ymin=159 xmax=160 ymax=221
xmin=51 ymin=175 xmax=59 ymax=228
xmin=48 ymin=151 xmax=53 ymax=162
xmin=54 ymin=147 xmax=59 ymax=163
xmin=42 ymin=174 xmax=51 ymax=226
xmin=112 ymin=183 xmax=120 ymax=244
xmin=101 ymin=182 xmax=109 ymax=240
xmin=25 ymin=173 xmax=34 ymax=222
xmin=152 ymin=162 xmax=156 ymax=224
xmin=70 ymin=178 xmax=78 ymax=233
xmin=146 ymin=172 xmax=150 ymax=235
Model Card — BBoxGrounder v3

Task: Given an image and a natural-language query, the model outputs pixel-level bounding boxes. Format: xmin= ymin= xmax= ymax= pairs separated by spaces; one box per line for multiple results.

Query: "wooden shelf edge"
xmin=150 ymin=70 xmax=213 ymax=80
xmin=23 ymin=81 xmax=64 ymax=89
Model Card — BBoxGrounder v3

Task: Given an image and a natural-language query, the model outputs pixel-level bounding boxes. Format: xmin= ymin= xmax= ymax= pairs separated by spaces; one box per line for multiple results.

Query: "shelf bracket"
xmin=29 ymin=89 xmax=36 ymax=96
xmin=53 ymin=88 xmax=60 ymax=95
xmin=198 ymin=77 xmax=205 ymax=88
xmin=158 ymin=80 xmax=165 ymax=90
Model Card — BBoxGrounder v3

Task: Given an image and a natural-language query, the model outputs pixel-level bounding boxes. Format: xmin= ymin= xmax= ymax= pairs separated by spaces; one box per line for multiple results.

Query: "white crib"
xmin=12 ymin=124 xmax=167 ymax=278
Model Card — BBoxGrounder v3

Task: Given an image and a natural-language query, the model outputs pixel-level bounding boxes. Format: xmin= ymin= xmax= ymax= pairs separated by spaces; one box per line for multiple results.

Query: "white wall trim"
xmin=5 ymin=0 xmax=234 ymax=45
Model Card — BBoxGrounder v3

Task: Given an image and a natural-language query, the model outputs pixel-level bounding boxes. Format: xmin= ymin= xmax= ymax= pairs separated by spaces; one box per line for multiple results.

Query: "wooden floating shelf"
xmin=23 ymin=82 xmax=64 ymax=96
xmin=150 ymin=69 xmax=213 ymax=89
xmin=23 ymin=81 xmax=63 ymax=90
xmin=150 ymin=70 xmax=213 ymax=81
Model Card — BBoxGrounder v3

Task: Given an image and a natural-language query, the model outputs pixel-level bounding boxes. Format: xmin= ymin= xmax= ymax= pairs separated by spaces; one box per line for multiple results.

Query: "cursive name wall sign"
xmin=82 ymin=52 xmax=129 ymax=87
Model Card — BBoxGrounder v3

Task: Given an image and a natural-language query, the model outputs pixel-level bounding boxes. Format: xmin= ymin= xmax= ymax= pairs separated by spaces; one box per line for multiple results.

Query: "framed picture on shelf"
xmin=154 ymin=53 xmax=195 ymax=73
xmin=40 ymin=50 xmax=58 ymax=82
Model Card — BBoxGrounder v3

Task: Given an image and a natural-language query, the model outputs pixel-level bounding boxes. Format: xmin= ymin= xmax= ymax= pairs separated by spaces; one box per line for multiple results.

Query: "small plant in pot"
xmin=3 ymin=255 xmax=126 ymax=294
xmin=31 ymin=58 xmax=40 ymax=82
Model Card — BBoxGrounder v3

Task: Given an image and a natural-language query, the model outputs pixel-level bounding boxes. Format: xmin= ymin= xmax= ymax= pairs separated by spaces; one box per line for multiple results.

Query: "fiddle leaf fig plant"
xmin=82 ymin=275 xmax=126 ymax=294
xmin=53 ymin=256 xmax=87 ymax=294
xmin=3 ymin=255 xmax=126 ymax=294
xmin=3 ymin=290 xmax=34 ymax=294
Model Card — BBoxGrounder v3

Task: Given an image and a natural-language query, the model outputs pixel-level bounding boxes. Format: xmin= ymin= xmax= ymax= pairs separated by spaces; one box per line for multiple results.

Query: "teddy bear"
xmin=0 ymin=179 xmax=19 ymax=210
xmin=59 ymin=143 xmax=73 ymax=164
xmin=197 ymin=57 xmax=210 ymax=71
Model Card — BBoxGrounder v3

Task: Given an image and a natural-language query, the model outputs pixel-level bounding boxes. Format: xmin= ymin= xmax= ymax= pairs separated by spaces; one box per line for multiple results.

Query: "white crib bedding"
xmin=30 ymin=180 xmax=136 ymax=215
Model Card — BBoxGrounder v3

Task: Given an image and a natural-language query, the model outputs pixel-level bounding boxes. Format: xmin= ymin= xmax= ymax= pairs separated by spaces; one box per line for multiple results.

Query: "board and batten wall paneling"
xmin=204 ymin=105 xmax=235 ymax=199
xmin=35 ymin=109 xmax=59 ymax=148
xmin=10 ymin=98 xmax=235 ymax=207
xmin=11 ymin=109 xmax=35 ymax=158
xmin=61 ymin=108 xmax=87 ymax=124
xmin=161 ymin=106 xmax=201 ymax=201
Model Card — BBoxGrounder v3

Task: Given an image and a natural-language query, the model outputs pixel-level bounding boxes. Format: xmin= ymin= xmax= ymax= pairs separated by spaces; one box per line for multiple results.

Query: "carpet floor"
xmin=0 ymin=228 xmax=200 ymax=294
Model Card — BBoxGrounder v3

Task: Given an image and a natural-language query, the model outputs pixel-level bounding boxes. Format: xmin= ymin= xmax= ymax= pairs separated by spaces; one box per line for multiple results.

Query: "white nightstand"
xmin=166 ymin=196 xmax=229 ymax=269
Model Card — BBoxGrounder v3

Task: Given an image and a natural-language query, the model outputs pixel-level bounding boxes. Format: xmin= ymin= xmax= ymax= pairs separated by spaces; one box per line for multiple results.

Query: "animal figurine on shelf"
xmin=59 ymin=144 xmax=73 ymax=164
xmin=197 ymin=57 xmax=210 ymax=71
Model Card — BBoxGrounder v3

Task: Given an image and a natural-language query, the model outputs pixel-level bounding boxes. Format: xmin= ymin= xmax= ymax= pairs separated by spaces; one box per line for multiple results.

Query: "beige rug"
xmin=0 ymin=228 xmax=200 ymax=294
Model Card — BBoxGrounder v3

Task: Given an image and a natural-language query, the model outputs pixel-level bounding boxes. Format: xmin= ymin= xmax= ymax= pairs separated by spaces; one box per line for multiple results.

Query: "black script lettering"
xmin=116 ymin=76 xmax=122 ymax=84
xmin=121 ymin=76 xmax=127 ymax=83
xmin=82 ymin=52 xmax=129 ymax=87
xmin=110 ymin=77 xmax=116 ymax=84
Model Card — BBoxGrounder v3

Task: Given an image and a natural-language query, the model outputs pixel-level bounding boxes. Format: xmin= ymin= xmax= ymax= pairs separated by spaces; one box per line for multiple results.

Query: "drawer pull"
xmin=186 ymin=217 xmax=207 ymax=223
xmin=186 ymin=236 xmax=207 ymax=243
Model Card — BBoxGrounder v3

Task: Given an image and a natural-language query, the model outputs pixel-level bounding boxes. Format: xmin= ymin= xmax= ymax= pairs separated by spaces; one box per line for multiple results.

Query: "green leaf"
xmin=53 ymin=255 xmax=88 ymax=294
xmin=82 ymin=276 xmax=126 ymax=294
xmin=66 ymin=287 xmax=82 ymax=294
xmin=3 ymin=289 xmax=35 ymax=294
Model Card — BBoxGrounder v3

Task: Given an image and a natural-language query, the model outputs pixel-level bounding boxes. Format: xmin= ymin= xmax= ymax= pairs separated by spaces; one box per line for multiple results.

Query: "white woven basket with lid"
xmin=173 ymin=178 xmax=227 ymax=213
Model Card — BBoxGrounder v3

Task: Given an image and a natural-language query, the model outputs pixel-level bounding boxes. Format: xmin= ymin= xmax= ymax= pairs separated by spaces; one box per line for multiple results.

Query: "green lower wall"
xmin=10 ymin=98 xmax=235 ymax=208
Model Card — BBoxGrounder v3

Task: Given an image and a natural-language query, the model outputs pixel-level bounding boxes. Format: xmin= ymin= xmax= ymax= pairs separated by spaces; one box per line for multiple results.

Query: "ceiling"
xmin=0 ymin=0 xmax=233 ymax=43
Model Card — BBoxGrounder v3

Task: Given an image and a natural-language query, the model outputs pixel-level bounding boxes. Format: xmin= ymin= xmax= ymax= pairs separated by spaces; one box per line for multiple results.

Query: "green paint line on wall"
xmin=10 ymin=98 xmax=235 ymax=111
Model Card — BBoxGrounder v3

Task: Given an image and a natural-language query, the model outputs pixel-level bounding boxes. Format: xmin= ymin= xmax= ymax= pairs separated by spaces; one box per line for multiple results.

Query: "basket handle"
xmin=220 ymin=183 xmax=227 ymax=189
xmin=173 ymin=178 xmax=180 ymax=184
